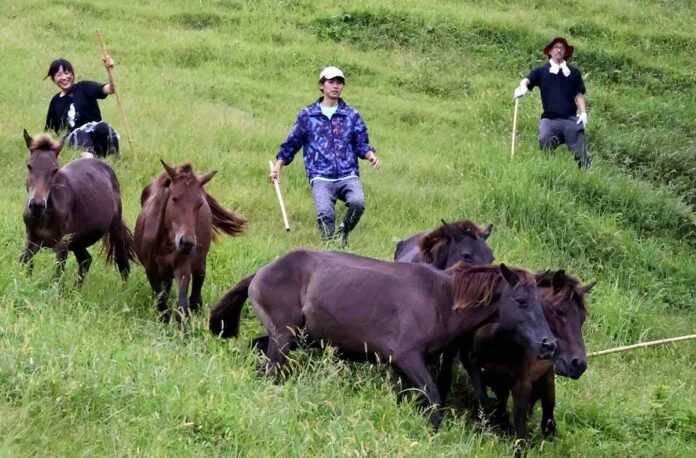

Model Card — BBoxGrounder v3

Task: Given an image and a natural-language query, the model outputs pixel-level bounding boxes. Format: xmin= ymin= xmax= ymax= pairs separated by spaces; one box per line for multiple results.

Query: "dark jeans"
xmin=539 ymin=117 xmax=591 ymax=169
xmin=311 ymin=177 xmax=366 ymax=240
xmin=66 ymin=121 xmax=120 ymax=157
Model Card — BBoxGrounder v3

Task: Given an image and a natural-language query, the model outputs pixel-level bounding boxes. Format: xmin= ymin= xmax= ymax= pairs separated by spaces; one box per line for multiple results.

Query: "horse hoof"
xmin=542 ymin=419 xmax=556 ymax=439
xmin=158 ymin=310 xmax=173 ymax=323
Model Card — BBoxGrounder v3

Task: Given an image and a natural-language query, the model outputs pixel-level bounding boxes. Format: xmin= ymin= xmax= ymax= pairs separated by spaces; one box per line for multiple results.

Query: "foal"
xmin=462 ymin=270 xmax=594 ymax=440
xmin=20 ymin=129 xmax=134 ymax=283
xmin=134 ymin=161 xmax=245 ymax=320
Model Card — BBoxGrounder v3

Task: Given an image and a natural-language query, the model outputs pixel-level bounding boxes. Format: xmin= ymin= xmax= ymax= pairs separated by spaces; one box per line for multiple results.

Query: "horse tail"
xmin=104 ymin=217 xmax=138 ymax=281
xmin=209 ymin=273 xmax=255 ymax=338
xmin=206 ymin=192 xmax=246 ymax=240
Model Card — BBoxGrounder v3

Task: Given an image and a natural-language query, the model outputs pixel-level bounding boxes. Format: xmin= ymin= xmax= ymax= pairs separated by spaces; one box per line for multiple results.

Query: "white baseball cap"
xmin=319 ymin=66 xmax=345 ymax=82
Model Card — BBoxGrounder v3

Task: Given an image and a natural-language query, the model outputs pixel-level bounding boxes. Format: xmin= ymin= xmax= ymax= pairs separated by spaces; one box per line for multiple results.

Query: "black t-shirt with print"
xmin=526 ymin=63 xmax=586 ymax=119
xmin=45 ymin=81 xmax=107 ymax=133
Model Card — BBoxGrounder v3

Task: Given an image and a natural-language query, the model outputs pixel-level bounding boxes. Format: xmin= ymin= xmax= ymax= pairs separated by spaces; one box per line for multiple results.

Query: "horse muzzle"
xmin=175 ymin=235 xmax=196 ymax=254
xmin=556 ymin=356 xmax=587 ymax=379
xmin=28 ymin=198 xmax=47 ymax=215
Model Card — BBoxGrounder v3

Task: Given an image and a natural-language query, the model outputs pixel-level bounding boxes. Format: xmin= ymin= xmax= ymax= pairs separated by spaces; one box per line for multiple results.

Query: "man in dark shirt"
xmin=513 ymin=37 xmax=591 ymax=169
xmin=45 ymin=57 xmax=120 ymax=157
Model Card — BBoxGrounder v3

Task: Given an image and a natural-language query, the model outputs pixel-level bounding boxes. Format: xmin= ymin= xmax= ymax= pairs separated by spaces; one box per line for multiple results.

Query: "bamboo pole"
xmin=588 ymin=334 xmax=696 ymax=357
xmin=96 ymin=29 xmax=136 ymax=159
xmin=510 ymin=97 xmax=519 ymax=159
xmin=269 ymin=160 xmax=290 ymax=231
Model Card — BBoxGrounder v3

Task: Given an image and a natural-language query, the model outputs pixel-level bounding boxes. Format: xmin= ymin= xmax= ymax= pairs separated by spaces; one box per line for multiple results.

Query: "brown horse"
xmin=134 ymin=161 xmax=245 ymax=321
xmin=461 ymin=271 xmax=595 ymax=440
xmin=20 ymin=130 xmax=134 ymax=283
xmin=394 ymin=219 xmax=494 ymax=269
xmin=209 ymin=249 xmax=556 ymax=430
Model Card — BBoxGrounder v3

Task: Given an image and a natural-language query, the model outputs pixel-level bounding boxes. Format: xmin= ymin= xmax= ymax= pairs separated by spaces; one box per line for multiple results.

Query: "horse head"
xmin=496 ymin=264 xmax=556 ymax=360
xmin=160 ymin=160 xmax=216 ymax=255
xmin=537 ymin=270 xmax=595 ymax=379
xmin=23 ymin=129 xmax=63 ymax=216
xmin=419 ymin=219 xmax=494 ymax=269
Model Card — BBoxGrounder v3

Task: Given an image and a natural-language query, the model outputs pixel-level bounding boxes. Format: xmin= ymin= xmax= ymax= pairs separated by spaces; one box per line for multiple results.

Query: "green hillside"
xmin=0 ymin=1 xmax=694 ymax=456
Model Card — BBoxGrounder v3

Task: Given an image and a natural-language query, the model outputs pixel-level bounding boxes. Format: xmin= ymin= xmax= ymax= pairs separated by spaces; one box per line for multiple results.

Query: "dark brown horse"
xmin=209 ymin=249 xmax=556 ymax=430
xmin=20 ymin=130 xmax=134 ymax=283
xmin=394 ymin=219 xmax=494 ymax=269
xmin=460 ymin=270 xmax=595 ymax=440
xmin=134 ymin=161 xmax=246 ymax=321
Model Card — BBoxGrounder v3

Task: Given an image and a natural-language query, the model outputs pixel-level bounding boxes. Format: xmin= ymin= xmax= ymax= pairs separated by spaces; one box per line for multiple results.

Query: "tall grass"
xmin=0 ymin=0 xmax=694 ymax=456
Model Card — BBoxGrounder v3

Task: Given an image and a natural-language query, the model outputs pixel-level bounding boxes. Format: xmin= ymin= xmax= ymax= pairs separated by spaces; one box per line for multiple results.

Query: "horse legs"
xmin=491 ymin=383 xmax=513 ymax=434
xmin=261 ymin=327 xmax=295 ymax=378
xmin=464 ymin=352 xmax=496 ymax=413
xmin=174 ymin=267 xmax=191 ymax=319
xmin=147 ymin=270 xmax=172 ymax=321
xmin=53 ymin=243 xmax=69 ymax=279
xmin=390 ymin=366 xmax=414 ymax=403
xmin=188 ymin=270 xmax=205 ymax=313
xmin=19 ymin=236 xmax=42 ymax=274
xmin=436 ymin=346 xmax=458 ymax=406
xmin=394 ymin=353 xmax=443 ymax=431
xmin=511 ymin=379 xmax=533 ymax=441
xmin=536 ymin=370 xmax=556 ymax=439
xmin=73 ymin=246 xmax=93 ymax=285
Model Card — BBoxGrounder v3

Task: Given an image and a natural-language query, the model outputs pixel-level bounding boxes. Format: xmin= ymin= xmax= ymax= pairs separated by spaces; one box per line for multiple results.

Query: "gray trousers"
xmin=539 ymin=117 xmax=591 ymax=168
xmin=311 ymin=177 xmax=365 ymax=240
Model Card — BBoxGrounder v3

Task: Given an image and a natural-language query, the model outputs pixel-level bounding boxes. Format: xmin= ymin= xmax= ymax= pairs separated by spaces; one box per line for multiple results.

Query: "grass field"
xmin=0 ymin=0 xmax=694 ymax=456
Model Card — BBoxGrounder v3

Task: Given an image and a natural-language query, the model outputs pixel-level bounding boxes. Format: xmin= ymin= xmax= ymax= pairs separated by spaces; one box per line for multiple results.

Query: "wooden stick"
xmin=510 ymin=97 xmax=519 ymax=159
xmin=269 ymin=161 xmax=290 ymax=231
xmin=96 ymin=29 xmax=136 ymax=159
xmin=588 ymin=334 xmax=696 ymax=357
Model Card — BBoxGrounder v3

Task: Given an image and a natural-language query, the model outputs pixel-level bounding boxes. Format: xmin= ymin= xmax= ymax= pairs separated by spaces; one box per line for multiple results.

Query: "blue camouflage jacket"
xmin=276 ymin=98 xmax=375 ymax=182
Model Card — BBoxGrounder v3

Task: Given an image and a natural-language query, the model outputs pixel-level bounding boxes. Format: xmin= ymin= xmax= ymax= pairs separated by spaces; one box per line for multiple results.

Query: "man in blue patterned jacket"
xmin=269 ymin=66 xmax=381 ymax=245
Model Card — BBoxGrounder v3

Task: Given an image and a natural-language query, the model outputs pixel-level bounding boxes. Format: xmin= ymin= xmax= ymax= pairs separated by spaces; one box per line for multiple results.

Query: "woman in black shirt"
xmin=45 ymin=57 xmax=120 ymax=157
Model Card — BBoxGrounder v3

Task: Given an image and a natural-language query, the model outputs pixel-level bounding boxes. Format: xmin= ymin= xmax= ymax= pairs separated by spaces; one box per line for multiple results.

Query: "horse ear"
xmin=54 ymin=137 xmax=64 ymax=157
xmin=198 ymin=170 xmax=218 ymax=187
xmin=160 ymin=159 xmax=176 ymax=181
xmin=480 ymin=224 xmax=493 ymax=240
xmin=552 ymin=270 xmax=566 ymax=293
xmin=23 ymin=129 xmax=33 ymax=149
xmin=582 ymin=281 xmax=597 ymax=295
xmin=500 ymin=263 xmax=519 ymax=287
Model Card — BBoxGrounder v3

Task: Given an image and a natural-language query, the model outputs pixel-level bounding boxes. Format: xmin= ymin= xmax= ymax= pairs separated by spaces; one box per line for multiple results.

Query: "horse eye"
xmin=172 ymin=197 xmax=178 ymax=203
xmin=27 ymin=164 xmax=32 ymax=171
xmin=460 ymin=252 xmax=472 ymax=260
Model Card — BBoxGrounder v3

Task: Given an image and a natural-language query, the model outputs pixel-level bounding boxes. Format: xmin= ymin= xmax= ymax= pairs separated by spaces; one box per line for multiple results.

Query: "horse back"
xmin=60 ymin=158 xmax=122 ymax=232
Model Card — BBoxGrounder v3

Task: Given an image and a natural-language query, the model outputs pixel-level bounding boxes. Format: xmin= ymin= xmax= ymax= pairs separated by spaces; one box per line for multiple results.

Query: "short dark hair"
xmin=46 ymin=58 xmax=74 ymax=80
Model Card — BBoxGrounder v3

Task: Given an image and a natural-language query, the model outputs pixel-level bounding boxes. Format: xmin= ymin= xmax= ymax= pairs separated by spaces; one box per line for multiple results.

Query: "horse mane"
xmin=419 ymin=219 xmax=488 ymax=263
xmin=536 ymin=270 xmax=589 ymax=312
xmin=450 ymin=263 xmax=535 ymax=310
xmin=29 ymin=133 xmax=60 ymax=151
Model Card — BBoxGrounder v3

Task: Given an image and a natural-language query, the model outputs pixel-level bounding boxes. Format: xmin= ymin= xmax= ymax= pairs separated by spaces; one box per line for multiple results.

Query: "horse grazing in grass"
xmin=394 ymin=219 xmax=494 ymax=269
xmin=458 ymin=270 xmax=595 ymax=440
xmin=134 ymin=161 xmax=246 ymax=321
xmin=209 ymin=249 xmax=556 ymax=430
xmin=20 ymin=129 xmax=134 ymax=283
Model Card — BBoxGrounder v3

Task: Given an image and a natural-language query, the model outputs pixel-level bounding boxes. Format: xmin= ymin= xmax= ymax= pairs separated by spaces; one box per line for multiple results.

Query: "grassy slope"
xmin=0 ymin=0 xmax=694 ymax=456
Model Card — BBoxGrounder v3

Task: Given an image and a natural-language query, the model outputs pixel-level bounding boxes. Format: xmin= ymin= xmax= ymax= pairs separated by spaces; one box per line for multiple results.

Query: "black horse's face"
xmin=497 ymin=265 xmax=556 ymax=360
xmin=26 ymin=150 xmax=59 ymax=216
xmin=541 ymin=272 xmax=592 ymax=379
xmin=443 ymin=235 xmax=495 ymax=269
